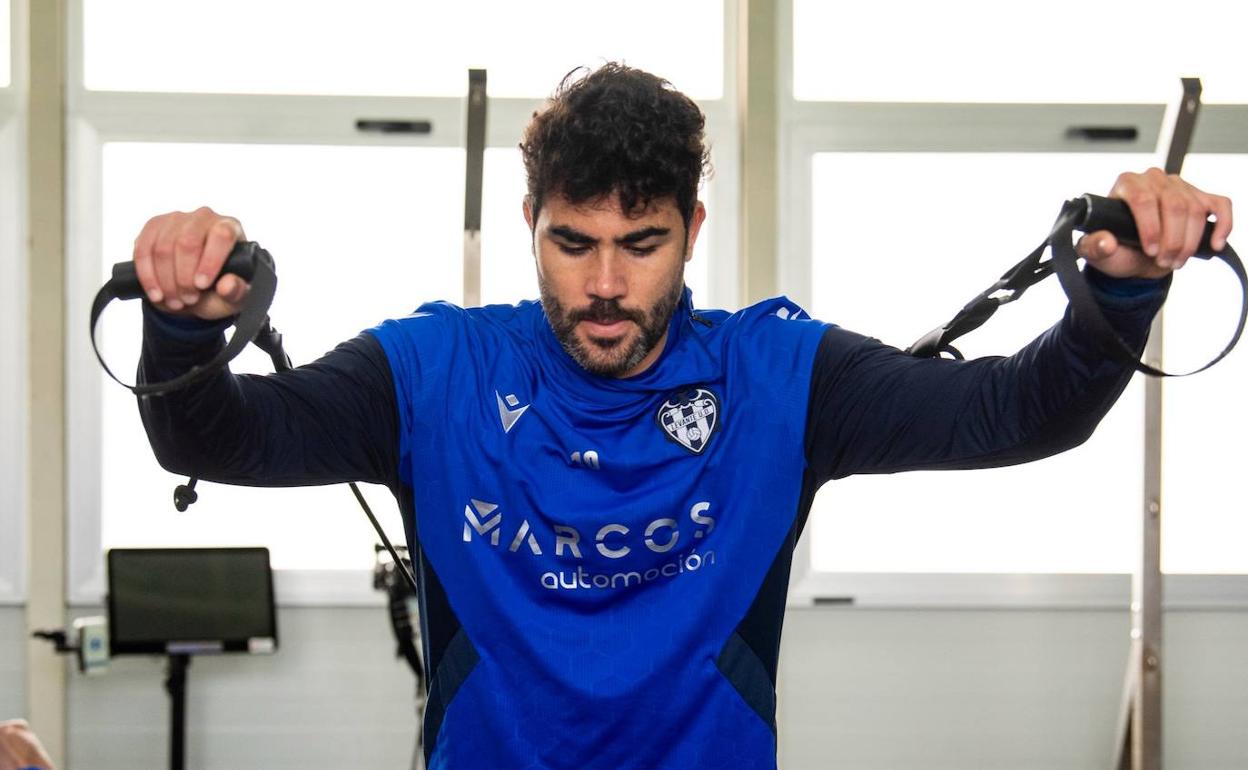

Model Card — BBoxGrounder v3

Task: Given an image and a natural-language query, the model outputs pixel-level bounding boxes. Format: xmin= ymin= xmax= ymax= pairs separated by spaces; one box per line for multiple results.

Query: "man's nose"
xmin=587 ymin=249 xmax=627 ymax=299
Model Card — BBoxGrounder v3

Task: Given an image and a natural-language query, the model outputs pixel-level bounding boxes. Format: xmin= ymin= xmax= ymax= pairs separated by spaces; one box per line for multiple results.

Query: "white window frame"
xmin=64 ymin=0 xmax=741 ymax=606
xmin=777 ymin=0 xmax=1248 ymax=609
xmin=0 ymin=0 xmax=29 ymax=606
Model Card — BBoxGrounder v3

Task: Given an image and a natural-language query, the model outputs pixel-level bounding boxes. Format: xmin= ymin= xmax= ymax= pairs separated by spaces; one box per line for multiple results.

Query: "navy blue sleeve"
xmin=803 ymin=268 xmax=1169 ymax=484
xmin=137 ymin=304 xmax=401 ymax=491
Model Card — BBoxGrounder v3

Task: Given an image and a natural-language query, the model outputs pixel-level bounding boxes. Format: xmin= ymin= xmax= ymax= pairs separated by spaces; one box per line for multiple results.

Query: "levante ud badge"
xmin=657 ymin=387 xmax=720 ymax=455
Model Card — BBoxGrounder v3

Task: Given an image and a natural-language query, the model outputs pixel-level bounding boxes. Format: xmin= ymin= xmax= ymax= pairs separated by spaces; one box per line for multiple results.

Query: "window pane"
xmin=480 ymin=146 xmax=714 ymax=307
xmin=480 ymin=149 xmax=537 ymax=305
xmin=1160 ymin=155 xmax=1248 ymax=574
xmin=99 ymin=142 xmax=465 ymax=570
xmin=808 ymin=152 xmax=1154 ymax=573
xmin=794 ymin=0 xmax=1248 ymax=103
xmin=84 ymin=0 xmax=723 ymax=99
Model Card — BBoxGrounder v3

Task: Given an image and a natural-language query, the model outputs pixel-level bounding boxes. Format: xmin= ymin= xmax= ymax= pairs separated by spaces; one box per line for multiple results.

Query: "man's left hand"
xmin=1076 ymin=168 xmax=1233 ymax=279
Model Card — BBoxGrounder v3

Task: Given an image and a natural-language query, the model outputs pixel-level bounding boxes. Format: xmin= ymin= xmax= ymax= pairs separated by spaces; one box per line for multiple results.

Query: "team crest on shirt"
xmin=656 ymin=387 xmax=720 ymax=455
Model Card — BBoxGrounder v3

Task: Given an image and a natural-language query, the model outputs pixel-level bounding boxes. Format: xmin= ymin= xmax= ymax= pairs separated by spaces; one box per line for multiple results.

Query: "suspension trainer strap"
xmin=905 ymin=241 xmax=1052 ymax=360
xmin=908 ymin=195 xmax=1246 ymax=377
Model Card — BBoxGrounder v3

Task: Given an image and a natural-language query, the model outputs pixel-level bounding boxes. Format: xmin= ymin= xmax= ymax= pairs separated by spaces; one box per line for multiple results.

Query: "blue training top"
xmin=138 ymin=271 xmax=1166 ymax=769
xmin=370 ymin=290 xmax=826 ymax=769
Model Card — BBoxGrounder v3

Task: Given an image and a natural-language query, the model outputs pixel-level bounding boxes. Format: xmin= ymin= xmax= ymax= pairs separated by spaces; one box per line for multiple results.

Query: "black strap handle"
xmin=90 ymin=241 xmax=278 ymax=396
xmin=1050 ymin=196 xmax=1246 ymax=377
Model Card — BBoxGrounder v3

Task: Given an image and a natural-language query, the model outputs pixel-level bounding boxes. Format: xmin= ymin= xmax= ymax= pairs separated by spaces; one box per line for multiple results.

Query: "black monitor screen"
xmin=107 ymin=547 xmax=277 ymax=656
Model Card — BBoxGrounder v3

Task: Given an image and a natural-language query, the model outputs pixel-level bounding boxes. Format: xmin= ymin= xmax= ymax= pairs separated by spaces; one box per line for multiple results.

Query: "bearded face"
xmin=540 ymin=272 xmax=684 ymax=378
xmin=527 ymin=193 xmax=704 ymax=379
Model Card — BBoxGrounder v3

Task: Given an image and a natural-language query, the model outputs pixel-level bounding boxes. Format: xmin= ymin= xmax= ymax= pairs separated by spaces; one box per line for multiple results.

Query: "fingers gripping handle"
xmin=109 ymin=240 xmax=265 ymax=300
xmin=1077 ymin=193 xmax=1220 ymax=259
xmin=91 ymin=241 xmax=277 ymax=396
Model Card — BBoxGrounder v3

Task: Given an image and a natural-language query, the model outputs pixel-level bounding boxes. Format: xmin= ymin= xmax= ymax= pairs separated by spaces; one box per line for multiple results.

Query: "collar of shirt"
xmin=532 ymin=286 xmax=722 ymax=403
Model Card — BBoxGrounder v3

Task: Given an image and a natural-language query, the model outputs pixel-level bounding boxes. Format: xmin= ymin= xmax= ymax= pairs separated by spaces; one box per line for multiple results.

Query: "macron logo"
xmin=463 ymin=498 xmax=502 ymax=545
xmin=496 ymin=391 xmax=530 ymax=434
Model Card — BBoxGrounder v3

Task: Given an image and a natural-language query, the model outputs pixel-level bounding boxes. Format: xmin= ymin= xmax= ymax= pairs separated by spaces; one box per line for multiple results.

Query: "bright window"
xmin=808 ymin=152 xmax=1155 ymax=573
xmin=810 ymin=152 xmax=1154 ymax=356
xmin=84 ymin=0 xmax=724 ymax=99
xmin=793 ymin=0 xmax=1248 ymax=103
xmin=98 ymin=142 xmax=466 ymax=569
xmin=480 ymin=148 xmax=537 ymax=305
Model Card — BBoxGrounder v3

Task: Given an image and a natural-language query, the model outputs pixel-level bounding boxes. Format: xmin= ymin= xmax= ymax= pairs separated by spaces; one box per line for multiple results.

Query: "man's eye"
xmin=628 ymin=245 xmax=658 ymax=256
xmin=559 ymin=244 xmax=591 ymax=255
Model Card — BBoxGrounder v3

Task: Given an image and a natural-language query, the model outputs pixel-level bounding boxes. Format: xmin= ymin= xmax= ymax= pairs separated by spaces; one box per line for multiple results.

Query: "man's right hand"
xmin=133 ymin=207 xmax=251 ymax=320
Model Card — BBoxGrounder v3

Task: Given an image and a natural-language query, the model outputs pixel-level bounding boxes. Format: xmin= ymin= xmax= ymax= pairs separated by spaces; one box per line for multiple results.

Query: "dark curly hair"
xmin=520 ymin=63 xmax=711 ymax=231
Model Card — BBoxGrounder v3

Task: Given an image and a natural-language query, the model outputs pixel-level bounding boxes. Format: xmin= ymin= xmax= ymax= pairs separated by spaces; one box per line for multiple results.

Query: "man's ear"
xmin=685 ymin=200 xmax=707 ymax=262
xmin=523 ymin=196 xmax=537 ymax=255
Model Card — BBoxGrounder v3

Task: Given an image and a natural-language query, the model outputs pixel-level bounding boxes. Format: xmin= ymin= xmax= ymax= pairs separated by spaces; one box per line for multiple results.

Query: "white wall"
xmin=3 ymin=605 xmax=1245 ymax=769
xmin=65 ymin=607 xmax=420 ymax=769
xmin=779 ymin=608 xmax=1248 ymax=769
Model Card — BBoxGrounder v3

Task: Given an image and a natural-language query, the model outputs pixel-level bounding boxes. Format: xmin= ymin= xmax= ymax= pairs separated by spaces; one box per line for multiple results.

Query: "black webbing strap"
xmin=907 ymin=195 xmax=1247 ymax=377
xmin=906 ymin=240 xmax=1053 ymax=361
xmin=90 ymin=241 xmax=279 ymax=396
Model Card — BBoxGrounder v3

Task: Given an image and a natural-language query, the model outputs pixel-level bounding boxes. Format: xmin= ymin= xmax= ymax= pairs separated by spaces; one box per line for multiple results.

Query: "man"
xmin=133 ymin=64 xmax=1231 ymax=769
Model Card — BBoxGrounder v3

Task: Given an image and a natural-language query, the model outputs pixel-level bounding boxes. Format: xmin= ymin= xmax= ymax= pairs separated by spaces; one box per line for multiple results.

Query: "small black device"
xmin=107 ymin=546 xmax=277 ymax=656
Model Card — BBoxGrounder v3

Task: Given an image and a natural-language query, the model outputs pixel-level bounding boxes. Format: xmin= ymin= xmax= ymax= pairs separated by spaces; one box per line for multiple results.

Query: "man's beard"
xmin=540 ymin=275 xmax=685 ymax=377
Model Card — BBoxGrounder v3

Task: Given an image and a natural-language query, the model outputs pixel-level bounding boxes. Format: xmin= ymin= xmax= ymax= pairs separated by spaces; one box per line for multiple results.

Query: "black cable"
xmin=349 ymin=482 xmax=419 ymax=595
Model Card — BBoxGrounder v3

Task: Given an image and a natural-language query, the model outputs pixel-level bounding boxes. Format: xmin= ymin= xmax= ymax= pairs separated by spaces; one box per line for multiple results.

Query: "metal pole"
xmin=463 ymin=69 xmax=487 ymax=307
xmin=1113 ymin=77 xmax=1202 ymax=770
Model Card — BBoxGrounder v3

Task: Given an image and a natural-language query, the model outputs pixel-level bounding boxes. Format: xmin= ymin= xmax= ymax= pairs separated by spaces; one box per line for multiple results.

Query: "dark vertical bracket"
xmin=1113 ymin=76 xmax=1202 ymax=770
xmin=463 ymin=69 xmax=488 ymax=307
xmin=165 ymin=653 xmax=190 ymax=770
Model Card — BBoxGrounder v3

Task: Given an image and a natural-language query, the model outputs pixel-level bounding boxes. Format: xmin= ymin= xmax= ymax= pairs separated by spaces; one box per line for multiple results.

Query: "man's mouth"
xmin=581 ymin=318 xmax=632 ymax=337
